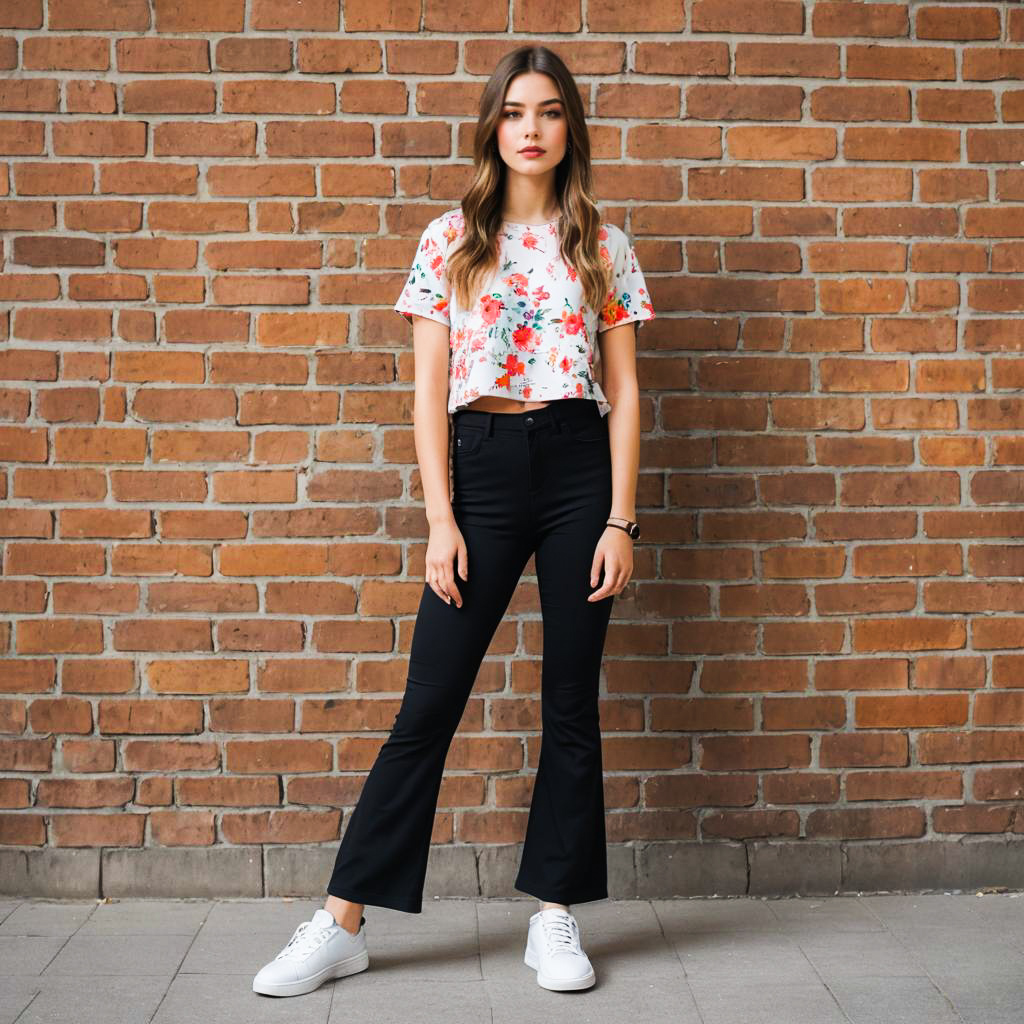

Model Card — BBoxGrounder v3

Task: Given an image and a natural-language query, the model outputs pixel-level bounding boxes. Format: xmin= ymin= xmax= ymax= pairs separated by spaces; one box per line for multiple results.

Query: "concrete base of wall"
xmin=2 ymin=839 xmax=1023 ymax=901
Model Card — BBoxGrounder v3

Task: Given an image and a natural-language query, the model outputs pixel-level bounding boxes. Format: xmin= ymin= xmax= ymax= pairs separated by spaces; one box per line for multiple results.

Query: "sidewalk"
xmin=2 ymin=892 xmax=1022 ymax=1022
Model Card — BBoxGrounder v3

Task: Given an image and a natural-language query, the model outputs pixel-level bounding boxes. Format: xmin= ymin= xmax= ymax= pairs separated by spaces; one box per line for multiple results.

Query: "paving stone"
xmin=685 ymin=977 xmax=851 ymax=1024
xmin=827 ymin=975 xmax=962 ymax=1024
xmin=9 ymin=974 xmax=173 ymax=1024
xmin=0 ymin=893 xmax=1020 ymax=1023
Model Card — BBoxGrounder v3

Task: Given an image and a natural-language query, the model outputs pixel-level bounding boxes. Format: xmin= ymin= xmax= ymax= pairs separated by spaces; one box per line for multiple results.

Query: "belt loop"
xmin=485 ymin=411 xmax=495 ymax=438
xmin=552 ymin=403 xmax=568 ymax=434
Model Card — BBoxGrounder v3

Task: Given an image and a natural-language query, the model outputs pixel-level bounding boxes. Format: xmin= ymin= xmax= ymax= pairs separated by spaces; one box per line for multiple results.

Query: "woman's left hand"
xmin=588 ymin=527 xmax=634 ymax=601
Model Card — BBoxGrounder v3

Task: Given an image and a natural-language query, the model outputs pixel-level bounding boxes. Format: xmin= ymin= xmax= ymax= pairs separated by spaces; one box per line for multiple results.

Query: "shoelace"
xmin=275 ymin=920 xmax=335 ymax=962
xmin=541 ymin=912 xmax=582 ymax=955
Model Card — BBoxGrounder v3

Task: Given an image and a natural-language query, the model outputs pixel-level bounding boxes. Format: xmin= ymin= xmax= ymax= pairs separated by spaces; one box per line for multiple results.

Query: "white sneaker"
xmin=252 ymin=908 xmax=369 ymax=997
xmin=523 ymin=907 xmax=596 ymax=991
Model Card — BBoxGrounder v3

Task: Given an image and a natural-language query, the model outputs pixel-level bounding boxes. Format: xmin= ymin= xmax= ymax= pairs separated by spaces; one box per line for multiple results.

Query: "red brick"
xmin=14 ymin=162 xmax=93 ymax=195
xmin=0 ymin=0 xmax=43 ymax=28
xmin=206 ymin=164 xmax=315 ymax=197
xmin=153 ymin=122 xmax=257 ymax=157
xmin=693 ymin=0 xmax=804 ymax=35
xmin=297 ymin=38 xmax=382 ymax=73
xmin=100 ymin=162 xmax=198 ymax=195
xmin=49 ymin=0 xmax=149 ymax=29
xmin=65 ymin=80 xmax=117 ymax=114
xmin=122 ymin=80 xmax=216 ymax=114
xmin=205 ymin=241 xmax=321 ymax=270
xmin=52 ymin=121 xmax=147 ymax=157
xmin=154 ymin=0 xmax=245 ymax=32
xmin=23 ymin=37 xmax=110 ymax=71
xmin=0 ymin=121 xmax=44 ymax=154
xmin=265 ymin=121 xmax=373 ymax=157
xmin=114 ymin=239 xmax=197 ymax=270
xmin=12 ymin=236 xmax=105 ymax=267
xmin=222 ymin=81 xmax=335 ymax=115
xmin=163 ymin=310 xmax=249 ymax=343
xmin=0 ymin=200 xmax=54 ymax=230
xmin=211 ymin=276 xmax=310 ymax=306
xmin=0 ymin=79 xmax=59 ymax=112
xmin=0 ymin=275 xmax=60 ymax=301
xmin=217 ymin=38 xmax=293 ymax=72
xmin=68 ymin=273 xmax=148 ymax=302
xmin=251 ymin=0 xmax=340 ymax=30
xmin=116 ymin=38 xmax=210 ymax=73
xmin=64 ymin=200 xmax=142 ymax=233
xmin=148 ymin=202 xmax=249 ymax=234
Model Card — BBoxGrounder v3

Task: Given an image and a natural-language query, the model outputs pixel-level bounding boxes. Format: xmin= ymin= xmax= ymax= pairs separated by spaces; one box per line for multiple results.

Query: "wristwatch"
xmin=606 ymin=516 xmax=640 ymax=540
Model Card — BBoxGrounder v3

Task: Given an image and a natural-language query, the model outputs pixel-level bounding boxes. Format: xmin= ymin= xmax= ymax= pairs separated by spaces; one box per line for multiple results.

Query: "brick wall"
xmin=2 ymin=1 xmax=1024 ymax=891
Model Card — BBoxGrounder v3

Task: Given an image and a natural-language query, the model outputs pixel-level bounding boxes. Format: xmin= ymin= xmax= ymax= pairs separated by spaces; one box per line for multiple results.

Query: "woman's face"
xmin=495 ymin=71 xmax=568 ymax=174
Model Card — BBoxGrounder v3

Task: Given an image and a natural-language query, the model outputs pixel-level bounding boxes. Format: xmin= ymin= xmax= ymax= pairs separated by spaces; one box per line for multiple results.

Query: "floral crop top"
xmin=393 ymin=208 xmax=655 ymax=417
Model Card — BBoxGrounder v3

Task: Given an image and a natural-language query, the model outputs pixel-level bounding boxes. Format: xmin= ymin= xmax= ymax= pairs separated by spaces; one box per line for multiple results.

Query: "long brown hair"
xmin=446 ymin=45 xmax=611 ymax=316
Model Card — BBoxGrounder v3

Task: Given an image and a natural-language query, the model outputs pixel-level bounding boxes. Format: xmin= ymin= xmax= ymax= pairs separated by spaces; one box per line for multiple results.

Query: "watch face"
xmin=629 ymin=523 xmax=640 ymax=539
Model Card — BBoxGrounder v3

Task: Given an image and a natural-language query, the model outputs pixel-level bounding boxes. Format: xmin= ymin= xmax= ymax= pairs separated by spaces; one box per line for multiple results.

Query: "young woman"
xmin=253 ymin=44 xmax=654 ymax=998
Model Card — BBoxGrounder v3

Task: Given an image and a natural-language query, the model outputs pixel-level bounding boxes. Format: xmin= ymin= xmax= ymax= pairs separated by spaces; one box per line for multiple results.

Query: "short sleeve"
xmin=598 ymin=229 xmax=656 ymax=333
xmin=393 ymin=217 xmax=452 ymax=327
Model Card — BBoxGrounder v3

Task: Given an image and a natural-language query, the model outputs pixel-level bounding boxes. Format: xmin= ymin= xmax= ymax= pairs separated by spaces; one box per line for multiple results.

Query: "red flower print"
xmin=427 ymin=249 xmax=444 ymax=280
xmin=445 ymin=214 xmax=464 ymax=242
xmin=417 ymin=212 xmax=649 ymax=421
xmin=600 ymin=296 xmax=629 ymax=327
xmin=505 ymin=273 xmax=529 ymax=296
xmin=512 ymin=325 xmax=540 ymax=352
xmin=503 ymin=353 xmax=525 ymax=377
xmin=479 ymin=295 xmax=504 ymax=324
xmin=562 ymin=311 xmax=584 ymax=335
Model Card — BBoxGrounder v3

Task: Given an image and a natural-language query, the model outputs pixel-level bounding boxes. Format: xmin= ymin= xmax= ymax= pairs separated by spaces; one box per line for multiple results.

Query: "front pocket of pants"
xmin=454 ymin=424 xmax=485 ymax=456
xmin=568 ymin=422 xmax=607 ymax=443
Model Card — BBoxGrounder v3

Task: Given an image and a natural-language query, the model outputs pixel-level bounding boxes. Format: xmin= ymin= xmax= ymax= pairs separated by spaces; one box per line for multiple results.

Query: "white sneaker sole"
xmin=252 ymin=947 xmax=369 ymax=997
xmin=524 ymin=947 xmax=596 ymax=991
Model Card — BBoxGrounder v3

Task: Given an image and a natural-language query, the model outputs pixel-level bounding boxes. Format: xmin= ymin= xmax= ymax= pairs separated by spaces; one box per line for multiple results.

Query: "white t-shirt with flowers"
xmin=393 ymin=208 xmax=655 ymax=416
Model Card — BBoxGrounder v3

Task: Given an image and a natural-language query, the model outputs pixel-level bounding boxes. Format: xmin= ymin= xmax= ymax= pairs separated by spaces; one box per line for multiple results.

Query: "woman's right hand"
xmin=425 ymin=517 xmax=468 ymax=607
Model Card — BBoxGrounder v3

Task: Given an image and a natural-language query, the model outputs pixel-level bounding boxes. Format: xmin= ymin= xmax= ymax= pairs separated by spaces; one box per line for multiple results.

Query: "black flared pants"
xmin=326 ymin=397 xmax=616 ymax=912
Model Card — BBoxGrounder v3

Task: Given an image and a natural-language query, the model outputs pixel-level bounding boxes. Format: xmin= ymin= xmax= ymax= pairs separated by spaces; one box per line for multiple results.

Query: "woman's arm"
xmin=587 ymin=322 xmax=640 ymax=602
xmin=599 ymin=322 xmax=640 ymax=523
xmin=411 ymin=314 xmax=467 ymax=606
xmin=411 ymin=314 xmax=454 ymax=526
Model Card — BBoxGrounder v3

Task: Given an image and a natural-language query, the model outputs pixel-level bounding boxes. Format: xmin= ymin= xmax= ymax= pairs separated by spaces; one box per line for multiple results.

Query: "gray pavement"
xmin=1 ymin=892 xmax=1022 ymax=1023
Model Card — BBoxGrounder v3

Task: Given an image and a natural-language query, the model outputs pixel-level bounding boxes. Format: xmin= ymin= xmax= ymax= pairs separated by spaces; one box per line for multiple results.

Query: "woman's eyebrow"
xmin=502 ymin=99 xmax=563 ymax=107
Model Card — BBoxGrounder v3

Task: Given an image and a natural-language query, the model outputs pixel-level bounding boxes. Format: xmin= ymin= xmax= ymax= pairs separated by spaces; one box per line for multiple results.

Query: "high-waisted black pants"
xmin=325 ymin=397 xmax=616 ymax=912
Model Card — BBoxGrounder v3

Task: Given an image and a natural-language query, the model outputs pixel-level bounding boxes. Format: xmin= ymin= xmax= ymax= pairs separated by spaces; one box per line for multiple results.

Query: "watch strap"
xmin=606 ymin=518 xmax=640 ymax=539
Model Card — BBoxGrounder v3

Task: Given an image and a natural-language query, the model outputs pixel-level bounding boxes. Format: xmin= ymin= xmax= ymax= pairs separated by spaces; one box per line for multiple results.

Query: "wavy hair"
xmin=446 ymin=45 xmax=611 ymax=317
